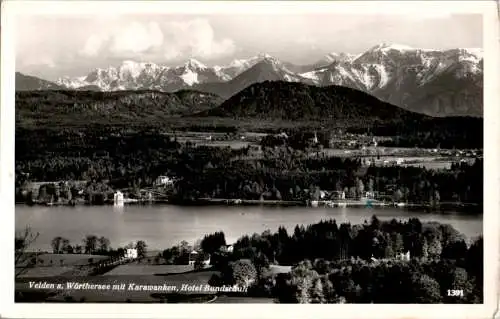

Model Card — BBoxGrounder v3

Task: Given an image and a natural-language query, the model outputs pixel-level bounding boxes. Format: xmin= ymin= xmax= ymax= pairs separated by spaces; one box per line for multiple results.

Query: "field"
xmin=16 ymin=253 xmax=112 ymax=277
xmin=17 ymin=253 xmax=110 ymax=267
xmin=104 ymin=264 xmax=194 ymax=276
xmin=17 ymin=266 xmax=74 ymax=278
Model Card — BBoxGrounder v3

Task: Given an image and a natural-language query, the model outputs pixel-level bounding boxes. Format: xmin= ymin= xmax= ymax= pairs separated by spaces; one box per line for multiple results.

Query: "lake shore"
xmin=17 ymin=198 xmax=482 ymax=212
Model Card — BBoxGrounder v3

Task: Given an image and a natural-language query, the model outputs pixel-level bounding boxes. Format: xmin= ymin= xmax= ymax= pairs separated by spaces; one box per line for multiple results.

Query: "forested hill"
xmin=15 ymin=72 xmax=65 ymax=91
xmin=16 ymin=90 xmax=224 ymax=126
xmin=200 ymin=81 xmax=428 ymax=124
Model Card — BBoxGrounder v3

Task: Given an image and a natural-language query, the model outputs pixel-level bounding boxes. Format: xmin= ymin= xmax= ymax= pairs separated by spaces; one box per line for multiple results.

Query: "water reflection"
xmin=113 ymin=205 xmax=125 ymax=214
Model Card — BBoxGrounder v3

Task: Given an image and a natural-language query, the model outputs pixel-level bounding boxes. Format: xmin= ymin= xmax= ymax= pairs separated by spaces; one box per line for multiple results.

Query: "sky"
xmin=14 ymin=13 xmax=483 ymax=80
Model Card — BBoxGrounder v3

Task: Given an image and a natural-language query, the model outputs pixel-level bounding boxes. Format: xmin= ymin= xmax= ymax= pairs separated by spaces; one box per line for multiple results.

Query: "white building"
xmin=125 ymin=248 xmax=138 ymax=259
xmin=221 ymin=245 xmax=234 ymax=253
xmin=398 ymin=251 xmax=410 ymax=261
xmin=364 ymin=191 xmax=375 ymax=199
xmin=188 ymin=251 xmax=211 ymax=267
xmin=155 ymin=176 xmax=175 ymax=186
xmin=114 ymin=191 xmax=124 ymax=206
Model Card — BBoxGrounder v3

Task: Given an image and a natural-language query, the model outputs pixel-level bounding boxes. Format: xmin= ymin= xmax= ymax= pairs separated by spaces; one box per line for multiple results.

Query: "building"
xmin=155 ymin=175 xmax=175 ymax=186
xmin=398 ymin=251 xmax=410 ymax=261
xmin=221 ymin=244 xmax=234 ymax=253
xmin=188 ymin=251 xmax=211 ymax=267
xmin=125 ymin=248 xmax=138 ymax=259
xmin=364 ymin=191 xmax=375 ymax=199
xmin=114 ymin=191 xmax=124 ymax=206
xmin=331 ymin=191 xmax=346 ymax=200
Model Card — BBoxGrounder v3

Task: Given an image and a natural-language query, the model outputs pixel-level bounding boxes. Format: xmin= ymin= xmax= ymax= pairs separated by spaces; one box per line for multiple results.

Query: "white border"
xmin=1 ymin=1 xmax=499 ymax=318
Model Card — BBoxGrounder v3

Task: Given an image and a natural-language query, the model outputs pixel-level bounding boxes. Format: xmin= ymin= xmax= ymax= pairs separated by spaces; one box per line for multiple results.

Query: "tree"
xmin=201 ymin=231 xmax=226 ymax=255
xmin=357 ymin=179 xmax=365 ymax=198
xmin=51 ymin=236 xmax=63 ymax=254
xmin=450 ymin=267 xmax=472 ymax=298
xmin=193 ymin=252 xmax=209 ymax=271
xmin=98 ymin=236 xmax=110 ymax=253
xmin=466 ymin=236 xmax=483 ymax=294
xmin=135 ymin=240 xmax=147 ymax=259
xmin=370 ymin=215 xmax=381 ymax=230
xmin=309 ymin=277 xmax=325 ymax=303
xmin=411 ymin=274 xmax=442 ymax=303
xmin=427 ymin=238 xmax=442 ymax=259
xmin=287 ymin=260 xmax=321 ymax=303
xmin=74 ymin=245 xmax=83 ymax=254
xmin=179 ymin=240 xmax=191 ymax=255
xmin=61 ymin=239 xmax=72 ymax=254
xmin=391 ymin=232 xmax=404 ymax=255
xmin=441 ymin=239 xmax=468 ymax=260
xmin=83 ymin=235 xmax=98 ymax=254
xmin=229 ymin=259 xmax=258 ymax=289
xmin=393 ymin=188 xmax=403 ymax=202
xmin=15 ymin=226 xmax=39 ymax=278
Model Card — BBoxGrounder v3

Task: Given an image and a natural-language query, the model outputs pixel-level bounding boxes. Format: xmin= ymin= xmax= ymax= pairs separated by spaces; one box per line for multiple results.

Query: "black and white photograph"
xmin=2 ymin=0 xmax=499 ymax=317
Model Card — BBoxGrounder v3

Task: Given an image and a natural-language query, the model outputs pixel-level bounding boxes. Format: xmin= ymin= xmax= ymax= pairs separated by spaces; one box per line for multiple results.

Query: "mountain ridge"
xmin=17 ymin=43 xmax=483 ymax=117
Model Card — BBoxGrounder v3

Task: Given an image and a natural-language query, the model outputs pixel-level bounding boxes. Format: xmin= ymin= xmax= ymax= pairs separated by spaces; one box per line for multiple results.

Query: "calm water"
xmin=15 ymin=205 xmax=483 ymax=251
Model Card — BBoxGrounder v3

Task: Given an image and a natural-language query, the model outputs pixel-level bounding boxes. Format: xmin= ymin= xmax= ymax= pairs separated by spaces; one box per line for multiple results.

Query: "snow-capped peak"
xmin=118 ymin=60 xmax=147 ymax=78
xmin=371 ymin=43 xmax=415 ymax=52
xmin=257 ymin=53 xmax=273 ymax=59
xmin=256 ymin=54 xmax=282 ymax=66
xmin=184 ymin=58 xmax=207 ymax=70
xmin=324 ymin=52 xmax=357 ymax=63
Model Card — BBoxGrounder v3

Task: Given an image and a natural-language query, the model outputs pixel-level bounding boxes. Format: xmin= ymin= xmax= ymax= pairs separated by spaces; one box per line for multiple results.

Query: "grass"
xmin=104 ymin=264 xmax=194 ymax=276
xmin=26 ymin=253 xmax=110 ymax=267
xmin=17 ymin=266 xmax=75 ymax=278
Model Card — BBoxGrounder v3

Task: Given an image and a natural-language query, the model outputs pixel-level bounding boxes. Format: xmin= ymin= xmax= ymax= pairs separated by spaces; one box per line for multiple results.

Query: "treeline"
xmin=189 ymin=217 xmax=483 ymax=303
xmin=16 ymin=128 xmax=482 ymax=206
xmin=48 ymin=235 xmax=147 ymax=259
xmin=15 ymin=90 xmax=223 ymax=126
xmin=347 ymin=117 xmax=483 ymax=149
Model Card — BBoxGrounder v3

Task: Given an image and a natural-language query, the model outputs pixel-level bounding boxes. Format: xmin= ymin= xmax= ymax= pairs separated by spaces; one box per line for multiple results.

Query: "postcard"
xmin=1 ymin=1 xmax=498 ymax=318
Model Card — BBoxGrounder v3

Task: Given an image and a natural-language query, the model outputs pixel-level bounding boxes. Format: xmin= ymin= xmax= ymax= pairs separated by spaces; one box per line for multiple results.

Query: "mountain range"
xmin=16 ymin=43 xmax=483 ymax=117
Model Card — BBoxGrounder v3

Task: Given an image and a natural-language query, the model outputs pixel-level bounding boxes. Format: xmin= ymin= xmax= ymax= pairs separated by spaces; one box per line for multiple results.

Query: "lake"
xmin=15 ymin=205 xmax=483 ymax=251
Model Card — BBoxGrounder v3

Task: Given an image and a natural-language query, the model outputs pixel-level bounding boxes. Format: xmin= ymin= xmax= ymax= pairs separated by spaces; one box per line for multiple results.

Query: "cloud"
xmin=81 ymin=21 xmax=164 ymax=58
xmin=110 ymin=21 xmax=163 ymax=54
xmin=79 ymin=19 xmax=235 ymax=62
xmin=162 ymin=19 xmax=236 ymax=60
xmin=81 ymin=34 xmax=105 ymax=57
